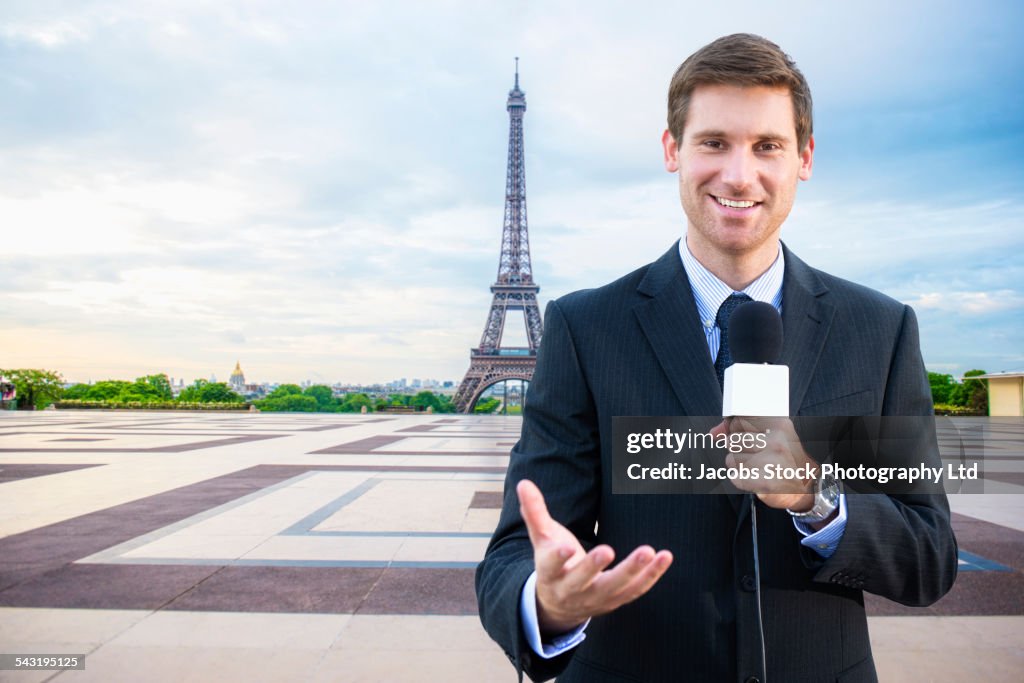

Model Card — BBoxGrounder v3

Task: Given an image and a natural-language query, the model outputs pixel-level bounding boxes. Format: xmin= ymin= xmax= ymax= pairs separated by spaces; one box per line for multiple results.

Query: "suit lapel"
xmin=778 ymin=244 xmax=835 ymax=414
xmin=633 ymin=242 xmax=722 ymax=417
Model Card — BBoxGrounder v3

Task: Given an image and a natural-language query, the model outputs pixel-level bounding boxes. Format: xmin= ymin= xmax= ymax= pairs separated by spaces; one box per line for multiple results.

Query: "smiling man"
xmin=476 ymin=34 xmax=957 ymax=682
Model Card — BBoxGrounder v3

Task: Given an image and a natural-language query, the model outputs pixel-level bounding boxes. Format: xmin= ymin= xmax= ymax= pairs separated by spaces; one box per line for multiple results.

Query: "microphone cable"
xmin=750 ymin=493 xmax=768 ymax=683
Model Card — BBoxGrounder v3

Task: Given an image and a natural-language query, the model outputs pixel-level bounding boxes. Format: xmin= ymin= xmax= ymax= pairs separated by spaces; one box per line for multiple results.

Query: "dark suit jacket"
xmin=475 ymin=242 xmax=958 ymax=682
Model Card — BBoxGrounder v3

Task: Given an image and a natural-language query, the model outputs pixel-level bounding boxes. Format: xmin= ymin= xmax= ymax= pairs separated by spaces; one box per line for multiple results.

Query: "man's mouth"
xmin=713 ymin=196 xmax=758 ymax=209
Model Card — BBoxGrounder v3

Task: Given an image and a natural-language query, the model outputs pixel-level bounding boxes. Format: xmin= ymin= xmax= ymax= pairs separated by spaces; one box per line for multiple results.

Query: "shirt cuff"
xmin=793 ymin=493 xmax=847 ymax=558
xmin=519 ymin=570 xmax=589 ymax=659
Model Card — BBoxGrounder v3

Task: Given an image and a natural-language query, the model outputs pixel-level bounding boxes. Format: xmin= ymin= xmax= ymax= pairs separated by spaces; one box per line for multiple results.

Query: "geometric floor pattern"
xmin=0 ymin=411 xmax=1021 ymax=681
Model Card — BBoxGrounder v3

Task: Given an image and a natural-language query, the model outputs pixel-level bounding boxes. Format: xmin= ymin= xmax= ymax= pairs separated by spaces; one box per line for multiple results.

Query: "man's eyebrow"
xmin=687 ymin=129 xmax=728 ymax=139
xmin=687 ymin=129 xmax=793 ymax=141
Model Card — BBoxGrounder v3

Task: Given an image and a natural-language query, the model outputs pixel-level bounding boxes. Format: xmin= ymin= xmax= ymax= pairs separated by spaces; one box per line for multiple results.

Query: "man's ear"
xmin=662 ymin=129 xmax=679 ymax=173
xmin=798 ymin=135 xmax=814 ymax=181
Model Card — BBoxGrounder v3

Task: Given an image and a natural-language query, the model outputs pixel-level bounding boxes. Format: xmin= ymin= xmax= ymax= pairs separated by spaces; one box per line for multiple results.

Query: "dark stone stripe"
xmin=985 ymin=472 xmax=1024 ymax=486
xmin=0 ymin=433 xmax=287 ymax=454
xmin=0 ymin=564 xmax=221 ymax=610
xmin=356 ymin=568 xmax=478 ymax=615
xmin=163 ymin=566 xmax=385 ymax=613
xmin=310 ymin=435 xmax=406 ymax=454
xmin=470 ymin=492 xmax=504 ymax=509
xmin=300 ymin=424 xmax=359 ymax=432
xmin=0 ymin=463 xmax=101 ymax=483
xmin=46 ymin=437 xmax=111 ymax=442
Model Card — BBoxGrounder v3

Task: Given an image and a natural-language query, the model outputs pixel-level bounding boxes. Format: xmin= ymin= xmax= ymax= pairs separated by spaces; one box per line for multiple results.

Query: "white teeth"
xmin=715 ymin=196 xmax=756 ymax=208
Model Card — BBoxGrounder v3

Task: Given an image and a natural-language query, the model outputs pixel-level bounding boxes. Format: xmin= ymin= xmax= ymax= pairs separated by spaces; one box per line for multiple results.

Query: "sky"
xmin=1 ymin=0 xmax=1022 ymax=386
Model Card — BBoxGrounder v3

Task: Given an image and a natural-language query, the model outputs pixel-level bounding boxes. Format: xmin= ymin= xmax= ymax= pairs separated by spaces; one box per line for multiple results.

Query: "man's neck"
xmin=685 ymin=234 xmax=781 ymax=291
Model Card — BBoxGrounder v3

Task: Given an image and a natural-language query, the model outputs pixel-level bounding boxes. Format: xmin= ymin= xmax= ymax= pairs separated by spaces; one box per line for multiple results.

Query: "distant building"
xmin=229 ymin=362 xmax=246 ymax=393
xmin=964 ymin=372 xmax=1024 ymax=417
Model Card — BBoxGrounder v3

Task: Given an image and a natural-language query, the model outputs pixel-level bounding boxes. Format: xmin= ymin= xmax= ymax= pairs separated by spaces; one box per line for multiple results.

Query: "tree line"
xmin=0 ymin=368 xmax=463 ymax=413
xmin=3 ymin=367 xmax=990 ymax=415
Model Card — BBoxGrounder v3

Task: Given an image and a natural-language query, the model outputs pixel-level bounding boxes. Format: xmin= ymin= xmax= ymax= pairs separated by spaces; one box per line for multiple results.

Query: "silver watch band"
xmin=787 ymin=473 xmax=840 ymax=523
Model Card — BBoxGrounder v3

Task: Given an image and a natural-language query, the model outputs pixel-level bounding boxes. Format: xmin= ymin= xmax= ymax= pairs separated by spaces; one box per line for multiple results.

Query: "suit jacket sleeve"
xmin=475 ymin=299 xmax=601 ymax=682
xmin=807 ymin=304 xmax=959 ymax=605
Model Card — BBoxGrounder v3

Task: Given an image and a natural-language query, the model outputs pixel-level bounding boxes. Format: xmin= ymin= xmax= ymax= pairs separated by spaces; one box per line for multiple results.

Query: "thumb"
xmin=517 ymin=479 xmax=555 ymax=546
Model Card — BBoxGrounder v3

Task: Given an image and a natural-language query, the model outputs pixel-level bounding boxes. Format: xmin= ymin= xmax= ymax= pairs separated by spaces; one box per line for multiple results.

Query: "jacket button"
xmin=744 ymin=677 xmax=761 ymax=683
xmin=740 ymin=574 xmax=757 ymax=592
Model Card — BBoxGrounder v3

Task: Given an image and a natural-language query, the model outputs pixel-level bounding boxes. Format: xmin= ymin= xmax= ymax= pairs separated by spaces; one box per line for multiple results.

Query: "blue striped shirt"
xmin=678 ymin=238 xmax=785 ymax=362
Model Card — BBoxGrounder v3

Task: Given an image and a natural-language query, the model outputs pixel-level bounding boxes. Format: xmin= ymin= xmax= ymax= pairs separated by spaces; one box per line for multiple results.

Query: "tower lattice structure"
xmin=454 ymin=61 xmax=543 ymax=413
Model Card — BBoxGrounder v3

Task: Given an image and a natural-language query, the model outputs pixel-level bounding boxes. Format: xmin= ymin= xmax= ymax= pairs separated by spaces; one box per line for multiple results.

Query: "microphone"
xmin=722 ymin=301 xmax=788 ymax=417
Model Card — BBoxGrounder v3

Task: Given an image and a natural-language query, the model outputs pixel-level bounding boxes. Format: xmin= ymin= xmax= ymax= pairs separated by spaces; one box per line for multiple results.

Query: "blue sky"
xmin=1 ymin=1 xmax=1021 ymax=385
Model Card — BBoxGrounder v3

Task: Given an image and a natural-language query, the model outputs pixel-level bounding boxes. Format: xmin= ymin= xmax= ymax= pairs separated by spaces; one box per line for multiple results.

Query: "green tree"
xmin=411 ymin=391 xmax=439 ymax=411
xmin=177 ymin=379 xmax=209 ymax=402
xmin=62 ymin=383 xmax=92 ymax=400
xmin=340 ymin=393 xmax=373 ymax=413
xmin=259 ymin=394 xmax=319 ymax=412
xmin=83 ymin=380 xmax=131 ymax=401
xmin=265 ymin=384 xmax=303 ymax=400
xmin=928 ymin=372 xmax=955 ymax=405
xmin=198 ymin=382 xmax=243 ymax=403
xmin=434 ymin=394 xmax=455 ymax=413
xmin=137 ymin=374 xmax=173 ymax=400
xmin=304 ymin=385 xmax=334 ymax=409
xmin=0 ymin=369 xmax=65 ymax=410
xmin=951 ymin=369 xmax=988 ymax=413
xmin=179 ymin=379 xmax=243 ymax=404
xmin=410 ymin=391 xmax=457 ymax=413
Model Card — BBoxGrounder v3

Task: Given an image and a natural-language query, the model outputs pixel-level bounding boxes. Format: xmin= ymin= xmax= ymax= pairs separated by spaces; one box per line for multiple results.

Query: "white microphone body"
xmin=722 ymin=363 xmax=789 ymax=417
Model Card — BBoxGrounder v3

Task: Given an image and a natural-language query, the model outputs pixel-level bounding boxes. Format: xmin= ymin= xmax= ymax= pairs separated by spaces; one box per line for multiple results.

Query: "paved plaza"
xmin=0 ymin=411 xmax=1021 ymax=681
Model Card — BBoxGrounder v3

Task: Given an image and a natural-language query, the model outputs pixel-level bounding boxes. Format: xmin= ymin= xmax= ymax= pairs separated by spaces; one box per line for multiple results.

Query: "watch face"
xmin=820 ymin=474 xmax=840 ymax=505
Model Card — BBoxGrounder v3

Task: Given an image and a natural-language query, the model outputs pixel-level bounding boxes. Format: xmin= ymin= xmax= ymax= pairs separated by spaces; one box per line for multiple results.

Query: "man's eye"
xmin=758 ymin=143 xmax=781 ymax=152
xmin=703 ymin=140 xmax=723 ymax=149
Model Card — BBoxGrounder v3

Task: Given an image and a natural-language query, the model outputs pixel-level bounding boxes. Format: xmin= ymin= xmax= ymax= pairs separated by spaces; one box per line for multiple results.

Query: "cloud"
xmin=1 ymin=20 xmax=90 ymax=48
xmin=907 ymin=291 xmax=1024 ymax=315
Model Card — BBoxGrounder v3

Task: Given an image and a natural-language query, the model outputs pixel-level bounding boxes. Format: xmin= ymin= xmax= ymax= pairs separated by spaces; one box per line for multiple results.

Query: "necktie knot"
xmin=715 ymin=293 xmax=753 ymax=387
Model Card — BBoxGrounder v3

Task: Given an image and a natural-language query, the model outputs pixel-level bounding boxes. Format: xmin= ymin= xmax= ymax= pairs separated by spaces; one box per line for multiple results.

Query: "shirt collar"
xmin=678 ymin=237 xmax=785 ymax=330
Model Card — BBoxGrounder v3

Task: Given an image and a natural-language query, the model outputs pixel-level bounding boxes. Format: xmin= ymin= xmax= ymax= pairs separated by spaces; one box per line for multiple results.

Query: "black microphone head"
xmin=728 ymin=301 xmax=783 ymax=364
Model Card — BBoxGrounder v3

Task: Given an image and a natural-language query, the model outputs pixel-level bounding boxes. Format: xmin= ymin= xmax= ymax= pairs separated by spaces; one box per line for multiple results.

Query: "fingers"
xmin=613 ymin=550 xmax=674 ymax=604
xmin=592 ymin=546 xmax=674 ymax=607
xmin=518 ymin=479 xmax=588 ymax=582
xmin=558 ymin=544 xmax=615 ymax=590
xmin=517 ymin=479 xmax=554 ymax=545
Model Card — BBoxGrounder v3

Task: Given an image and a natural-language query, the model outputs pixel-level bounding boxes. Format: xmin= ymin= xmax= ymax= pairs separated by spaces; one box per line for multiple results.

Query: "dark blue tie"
xmin=714 ymin=293 xmax=753 ymax=388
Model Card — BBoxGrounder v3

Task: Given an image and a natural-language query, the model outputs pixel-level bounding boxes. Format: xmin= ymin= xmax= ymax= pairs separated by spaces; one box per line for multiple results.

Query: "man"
xmin=476 ymin=34 xmax=957 ymax=682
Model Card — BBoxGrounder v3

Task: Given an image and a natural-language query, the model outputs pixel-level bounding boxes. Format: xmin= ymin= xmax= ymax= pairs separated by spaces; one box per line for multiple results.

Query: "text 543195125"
xmin=0 ymin=654 xmax=86 ymax=670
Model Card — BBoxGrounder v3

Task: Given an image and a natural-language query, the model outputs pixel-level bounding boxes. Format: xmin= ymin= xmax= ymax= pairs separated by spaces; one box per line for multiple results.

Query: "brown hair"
xmin=667 ymin=33 xmax=813 ymax=151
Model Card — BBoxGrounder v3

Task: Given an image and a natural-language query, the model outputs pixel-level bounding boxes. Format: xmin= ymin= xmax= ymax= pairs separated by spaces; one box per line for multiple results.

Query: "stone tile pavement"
xmin=0 ymin=411 xmax=1020 ymax=681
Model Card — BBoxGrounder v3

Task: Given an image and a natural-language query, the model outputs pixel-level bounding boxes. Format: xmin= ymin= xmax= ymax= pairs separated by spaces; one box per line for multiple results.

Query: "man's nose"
xmin=719 ymin=149 xmax=755 ymax=192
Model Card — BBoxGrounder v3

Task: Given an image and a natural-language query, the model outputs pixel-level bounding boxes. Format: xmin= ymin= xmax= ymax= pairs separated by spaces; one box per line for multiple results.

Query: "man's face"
xmin=663 ymin=84 xmax=814 ymax=261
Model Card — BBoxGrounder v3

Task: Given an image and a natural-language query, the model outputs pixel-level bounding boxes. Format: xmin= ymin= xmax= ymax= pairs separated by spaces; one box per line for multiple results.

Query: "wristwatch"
xmin=787 ymin=472 xmax=841 ymax=524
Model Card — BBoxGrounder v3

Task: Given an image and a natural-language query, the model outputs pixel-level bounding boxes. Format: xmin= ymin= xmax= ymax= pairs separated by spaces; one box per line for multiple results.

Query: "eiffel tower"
xmin=453 ymin=60 xmax=543 ymax=413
